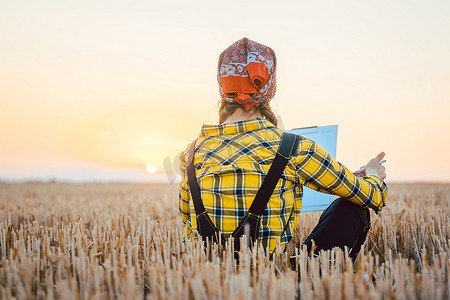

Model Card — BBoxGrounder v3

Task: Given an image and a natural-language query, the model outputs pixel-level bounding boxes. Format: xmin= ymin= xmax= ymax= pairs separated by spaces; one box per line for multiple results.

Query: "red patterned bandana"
xmin=217 ymin=38 xmax=277 ymax=111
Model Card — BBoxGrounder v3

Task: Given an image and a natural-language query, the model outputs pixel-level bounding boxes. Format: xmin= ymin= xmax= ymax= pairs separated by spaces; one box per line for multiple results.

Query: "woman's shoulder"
xmin=178 ymin=124 xmax=321 ymax=170
xmin=179 ymin=140 xmax=195 ymax=171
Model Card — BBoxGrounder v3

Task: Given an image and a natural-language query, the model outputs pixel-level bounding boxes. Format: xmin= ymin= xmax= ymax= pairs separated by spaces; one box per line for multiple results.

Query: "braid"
xmin=256 ymin=102 xmax=278 ymax=127
xmin=218 ymin=100 xmax=278 ymax=127
xmin=218 ymin=101 xmax=242 ymax=124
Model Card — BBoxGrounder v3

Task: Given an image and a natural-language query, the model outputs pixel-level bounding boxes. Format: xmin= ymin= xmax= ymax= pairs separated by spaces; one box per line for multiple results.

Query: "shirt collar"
xmin=199 ymin=118 xmax=276 ymax=137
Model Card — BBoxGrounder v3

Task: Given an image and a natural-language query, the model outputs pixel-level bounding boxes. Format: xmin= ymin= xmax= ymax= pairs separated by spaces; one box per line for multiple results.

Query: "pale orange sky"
xmin=1 ymin=0 xmax=449 ymax=182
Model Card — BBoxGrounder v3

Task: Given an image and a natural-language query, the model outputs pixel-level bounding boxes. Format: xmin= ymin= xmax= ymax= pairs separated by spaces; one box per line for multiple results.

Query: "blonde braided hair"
xmin=218 ymin=100 xmax=278 ymax=127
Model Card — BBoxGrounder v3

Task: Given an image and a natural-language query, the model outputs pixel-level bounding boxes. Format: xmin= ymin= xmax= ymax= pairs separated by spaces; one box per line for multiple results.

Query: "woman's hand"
xmin=354 ymin=152 xmax=386 ymax=180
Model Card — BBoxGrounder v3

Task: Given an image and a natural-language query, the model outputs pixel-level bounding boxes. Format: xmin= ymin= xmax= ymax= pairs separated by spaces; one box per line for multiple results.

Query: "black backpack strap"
xmin=248 ymin=132 xmax=300 ymax=216
xmin=231 ymin=132 xmax=300 ymax=249
xmin=186 ymin=139 xmax=222 ymax=244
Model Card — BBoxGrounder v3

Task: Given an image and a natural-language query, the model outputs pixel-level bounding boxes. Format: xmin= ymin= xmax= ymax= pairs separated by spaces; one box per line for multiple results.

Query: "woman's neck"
xmin=222 ymin=108 xmax=263 ymax=124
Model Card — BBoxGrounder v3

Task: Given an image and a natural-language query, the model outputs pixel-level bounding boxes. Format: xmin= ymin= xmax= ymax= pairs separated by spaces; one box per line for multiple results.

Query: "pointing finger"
xmin=375 ymin=152 xmax=385 ymax=162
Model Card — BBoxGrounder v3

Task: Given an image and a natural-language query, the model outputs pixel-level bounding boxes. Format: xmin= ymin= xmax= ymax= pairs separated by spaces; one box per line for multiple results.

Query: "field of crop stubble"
xmin=0 ymin=182 xmax=448 ymax=299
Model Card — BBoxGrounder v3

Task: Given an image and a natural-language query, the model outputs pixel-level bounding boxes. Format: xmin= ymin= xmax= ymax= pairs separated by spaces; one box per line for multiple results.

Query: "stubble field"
xmin=0 ymin=182 xmax=448 ymax=299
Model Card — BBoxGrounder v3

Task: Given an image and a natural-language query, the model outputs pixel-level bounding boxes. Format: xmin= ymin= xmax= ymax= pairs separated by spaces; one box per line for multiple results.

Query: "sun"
xmin=145 ymin=164 xmax=157 ymax=174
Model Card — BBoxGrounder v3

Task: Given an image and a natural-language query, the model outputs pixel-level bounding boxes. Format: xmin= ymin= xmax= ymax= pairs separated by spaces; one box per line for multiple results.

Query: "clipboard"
xmin=287 ymin=125 xmax=338 ymax=212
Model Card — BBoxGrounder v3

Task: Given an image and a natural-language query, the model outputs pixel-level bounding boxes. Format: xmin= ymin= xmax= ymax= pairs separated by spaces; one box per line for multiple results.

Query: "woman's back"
xmin=179 ymin=118 xmax=297 ymax=251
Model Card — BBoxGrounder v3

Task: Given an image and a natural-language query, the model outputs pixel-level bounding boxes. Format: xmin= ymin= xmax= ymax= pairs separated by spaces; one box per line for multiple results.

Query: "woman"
xmin=178 ymin=38 xmax=387 ymax=260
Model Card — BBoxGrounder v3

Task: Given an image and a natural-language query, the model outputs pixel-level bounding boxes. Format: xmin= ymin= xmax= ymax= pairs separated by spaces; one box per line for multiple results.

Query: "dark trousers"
xmin=301 ymin=197 xmax=371 ymax=261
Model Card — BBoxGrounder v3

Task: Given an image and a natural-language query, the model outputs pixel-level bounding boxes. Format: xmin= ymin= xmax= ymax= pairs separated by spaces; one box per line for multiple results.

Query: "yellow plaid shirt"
xmin=178 ymin=118 xmax=387 ymax=252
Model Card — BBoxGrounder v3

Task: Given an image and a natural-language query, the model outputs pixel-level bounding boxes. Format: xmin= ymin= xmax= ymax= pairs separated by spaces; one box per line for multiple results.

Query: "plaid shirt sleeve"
xmin=293 ymin=137 xmax=388 ymax=213
xmin=178 ymin=144 xmax=191 ymax=226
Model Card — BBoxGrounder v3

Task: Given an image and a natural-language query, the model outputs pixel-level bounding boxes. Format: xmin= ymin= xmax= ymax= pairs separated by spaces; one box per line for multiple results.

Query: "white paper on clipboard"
xmin=287 ymin=125 xmax=338 ymax=212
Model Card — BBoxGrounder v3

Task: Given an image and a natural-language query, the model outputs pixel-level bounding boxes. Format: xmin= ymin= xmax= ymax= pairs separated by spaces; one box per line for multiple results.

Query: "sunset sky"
xmin=1 ymin=0 xmax=449 ymax=183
